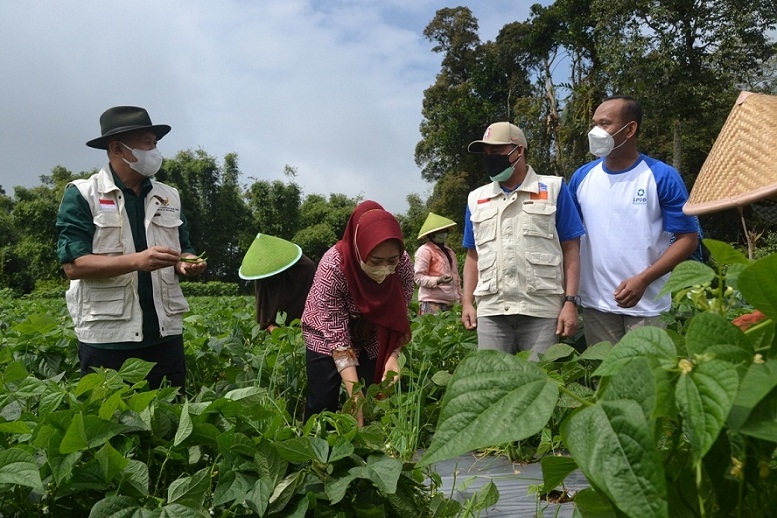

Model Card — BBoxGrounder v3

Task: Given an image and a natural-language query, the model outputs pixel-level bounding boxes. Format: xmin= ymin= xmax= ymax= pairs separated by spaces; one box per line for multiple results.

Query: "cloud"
xmin=0 ymin=0 xmax=539 ymax=213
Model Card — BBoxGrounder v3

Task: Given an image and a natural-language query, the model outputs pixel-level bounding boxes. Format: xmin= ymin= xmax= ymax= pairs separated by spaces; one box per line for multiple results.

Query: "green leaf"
xmin=167 ymin=468 xmax=210 ymax=509
xmin=223 ymin=386 xmax=266 ymax=402
xmin=0 ymin=421 xmax=31 ymax=434
xmin=578 ymin=341 xmax=612 ymax=361
xmin=431 ymin=370 xmax=452 ymax=386
xmin=658 ymin=260 xmax=716 ymax=297
xmin=541 ymin=343 xmax=577 ymax=362
xmin=127 ymin=391 xmax=158 ymax=412
xmin=2 ymin=361 xmax=29 ymax=383
xmin=325 ymin=473 xmax=357 ymax=504
xmin=594 ymin=327 xmax=677 ymax=377
xmin=159 ymin=504 xmax=210 ymax=518
xmin=60 ymin=412 xmax=88 ymax=453
xmin=213 ymin=470 xmax=254 ymax=507
xmin=685 ymin=312 xmax=750 ymax=357
xmin=418 ymin=350 xmax=558 ymax=467
xmin=573 ymin=487 xmax=618 ymax=517
xmin=87 ymin=495 xmax=143 ymax=518
xmin=0 ymin=448 xmax=44 ymax=492
xmin=729 ymin=361 xmax=777 ymax=430
xmin=599 ymin=357 xmax=672 ymax=427
xmin=737 ymin=389 xmax=777 ymax=442
xmin=276 ymin=436 xmax=329 ymax=463
xmin=98 ymin=391 xmax=126 ymax=421
xmin=118 ymin=358 xmax=156 ymax=384
xmin=267 ymin=470 xmax=305 ymax=515
xmin=12 ymin=313 xmax=59 ymax=335
xmin=120 ymin=459 xmax=149 ymax=497
xmin=328 ymin=436 xmax=354 ymax=463
xmin=472 ymin=480 xmax=499 ymax=510
xmin=95 ymin=442 xmax=128 ymax=482
xmin=245 ymin=478 xmax=273 ymax=516
xmin=540 ymin=455 xmax=578 ymax=493
xmin=703 ymin=239 xmax=749 ymax=267
xmin=349 ymin=454 xmax=403 ymax=494
xmin=738 ymin=254 xmax=777 ymax=321
xmin=561 ymin=400 xmax=668 ymax=518
xmin=255 ymin=440 xmax=287 ymax=487
xmin=675 ymin=360 xmax=739 ymax=464
xmin=174 ymin=399 xmax=193 ymax=446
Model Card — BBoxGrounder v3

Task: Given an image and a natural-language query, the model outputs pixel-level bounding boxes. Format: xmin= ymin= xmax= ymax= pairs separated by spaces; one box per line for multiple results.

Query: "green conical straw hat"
xmin=417 ymin=212 xmax=456 ymax=240
xmin=238 ymin=233 xmax=302 ymax=280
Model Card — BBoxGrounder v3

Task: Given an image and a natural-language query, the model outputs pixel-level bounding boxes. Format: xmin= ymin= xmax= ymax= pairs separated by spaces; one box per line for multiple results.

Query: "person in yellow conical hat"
xmin=414 ymin=213 xmax=462 ymax=315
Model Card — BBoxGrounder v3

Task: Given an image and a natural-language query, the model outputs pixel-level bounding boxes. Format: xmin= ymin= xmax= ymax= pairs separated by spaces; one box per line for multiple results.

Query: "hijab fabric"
xmin=335 ymin=201 xmax=411 ymax=383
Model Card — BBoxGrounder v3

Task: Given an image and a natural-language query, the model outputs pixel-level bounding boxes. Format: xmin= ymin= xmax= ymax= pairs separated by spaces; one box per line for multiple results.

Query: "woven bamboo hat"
xmin=418 ymin=213 xmax=456 ymax=240
xmin=684 ymin=91 xmax=777 ymax=215
xmin=238 ymin=233 xmax=302 ymax=280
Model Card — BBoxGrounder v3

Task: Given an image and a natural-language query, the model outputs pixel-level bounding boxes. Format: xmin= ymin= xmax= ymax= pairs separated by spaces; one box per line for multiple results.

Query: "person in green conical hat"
xmin=414 ymin=213 xmax=462 ymax=315
xmin=238 ymin=233 xmax=316 ymax=332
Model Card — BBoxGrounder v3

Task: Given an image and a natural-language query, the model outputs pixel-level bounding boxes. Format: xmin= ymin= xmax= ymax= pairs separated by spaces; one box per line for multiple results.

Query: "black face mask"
xmin=482 ymin=146 xmax=520 ymax=181
xmin=482 ymin=154 xmax=513 ymax=176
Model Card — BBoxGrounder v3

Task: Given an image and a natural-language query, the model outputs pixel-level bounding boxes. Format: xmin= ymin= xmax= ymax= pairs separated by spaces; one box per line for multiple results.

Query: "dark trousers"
xmin=78 ymin=336 xmax=186 ymax=391
xmin=304 ymin=348 xmax=376 ymax=423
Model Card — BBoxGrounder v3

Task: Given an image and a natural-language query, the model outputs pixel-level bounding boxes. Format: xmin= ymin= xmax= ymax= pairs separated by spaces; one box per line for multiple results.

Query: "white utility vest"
xmin=65 ymin=167 xmax=189 ymax=343
xmin=467 ymin=167 xmax=564 ymax=319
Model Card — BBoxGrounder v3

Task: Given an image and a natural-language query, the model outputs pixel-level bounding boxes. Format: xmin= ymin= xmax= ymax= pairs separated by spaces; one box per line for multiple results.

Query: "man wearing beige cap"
xmin=56 ymin=106 xmax=207 ymax=392
xmin=569 ymin=95 xmax=698 ymax=346
xmin=462 ymin=122 xmax=585 ymax=358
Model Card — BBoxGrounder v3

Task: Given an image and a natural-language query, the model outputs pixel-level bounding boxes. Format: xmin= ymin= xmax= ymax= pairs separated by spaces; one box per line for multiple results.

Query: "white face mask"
xmin=359 ymin=262 xmax=397 ymax=284
xmin=122 ymin=142 xmax=163 ymax=177
xmin=587 ymin=123 xmax=630 ymax=157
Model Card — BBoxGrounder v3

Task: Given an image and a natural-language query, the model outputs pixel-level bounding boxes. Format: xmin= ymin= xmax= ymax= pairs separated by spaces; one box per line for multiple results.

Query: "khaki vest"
xmin=65 ymin=167 xmax=189 ymax=343
xmin=466 ymin=167 xmax=564 ymax=319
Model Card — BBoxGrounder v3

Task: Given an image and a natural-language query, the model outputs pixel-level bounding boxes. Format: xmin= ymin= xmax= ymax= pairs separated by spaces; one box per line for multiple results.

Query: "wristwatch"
xmin=564 ymin=295 xmax=581 ymax=306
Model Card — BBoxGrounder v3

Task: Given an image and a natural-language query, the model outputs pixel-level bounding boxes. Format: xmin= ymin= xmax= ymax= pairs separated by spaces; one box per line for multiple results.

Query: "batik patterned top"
xmin=301 ymin=247 xmax=414 ymax=358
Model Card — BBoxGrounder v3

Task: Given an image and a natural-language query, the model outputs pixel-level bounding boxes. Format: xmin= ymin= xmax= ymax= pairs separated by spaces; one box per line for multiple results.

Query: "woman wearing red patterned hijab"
xmin=302 ymin=201 xmax=412 ymax=426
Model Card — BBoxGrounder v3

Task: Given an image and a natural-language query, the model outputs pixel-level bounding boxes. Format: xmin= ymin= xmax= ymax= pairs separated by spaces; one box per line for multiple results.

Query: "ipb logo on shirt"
xmin=633 ymin=188 xmax=647 ymax=206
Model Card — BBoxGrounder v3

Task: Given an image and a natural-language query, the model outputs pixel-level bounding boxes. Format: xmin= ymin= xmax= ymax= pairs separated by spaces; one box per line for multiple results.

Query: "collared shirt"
xmin=56 ymin=169 xmax=195 ymax=349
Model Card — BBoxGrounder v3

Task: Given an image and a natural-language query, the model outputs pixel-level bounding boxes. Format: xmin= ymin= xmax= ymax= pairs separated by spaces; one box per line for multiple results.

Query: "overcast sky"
xmin=0 ymin=1 xmax=550 ymax=214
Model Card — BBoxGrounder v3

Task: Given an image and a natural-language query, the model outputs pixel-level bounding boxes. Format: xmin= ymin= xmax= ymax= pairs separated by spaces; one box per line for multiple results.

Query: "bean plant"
xmin=420 ymin=240 xmax=777 ymax=518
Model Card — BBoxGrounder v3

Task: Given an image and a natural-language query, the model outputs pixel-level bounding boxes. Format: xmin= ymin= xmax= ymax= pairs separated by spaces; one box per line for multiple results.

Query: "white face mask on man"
xmin=122 ymin=142 xmax=164 ymax=177
xmin=587 ymin=123 xmax=630 ymax=157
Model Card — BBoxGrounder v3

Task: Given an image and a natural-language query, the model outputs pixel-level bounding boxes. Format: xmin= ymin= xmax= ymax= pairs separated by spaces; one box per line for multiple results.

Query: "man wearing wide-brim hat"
xmin=55 ymin=106 xmax=207 ymax=392
xmin=239 ymin=233 xmax=316 ymax=331
xmin=414 ymin=213 xmax=462 ymax=315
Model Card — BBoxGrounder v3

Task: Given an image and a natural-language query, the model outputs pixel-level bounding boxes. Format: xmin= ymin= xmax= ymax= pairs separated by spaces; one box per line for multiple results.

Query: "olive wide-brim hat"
xmin=238 ymin=233 xmax=303 ymax=280
xmin=417 ymin=213 xmax=456 ymax=240
xmin=86 ymin=106 xmax=171 ymax=149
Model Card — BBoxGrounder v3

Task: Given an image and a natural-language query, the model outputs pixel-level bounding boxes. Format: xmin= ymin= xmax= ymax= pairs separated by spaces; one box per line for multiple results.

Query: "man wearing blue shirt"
xmin=569 ymin=96 xmax=698 ymax=346
xmin=462 ymin=122 xmax=585 ymax=358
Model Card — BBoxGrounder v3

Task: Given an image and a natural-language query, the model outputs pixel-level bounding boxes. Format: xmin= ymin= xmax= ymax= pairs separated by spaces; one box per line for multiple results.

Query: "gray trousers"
xmin=582 ymin=307 xmax=665 ymax=346
xmin=476 ymin=314 xmax=558 ymax=360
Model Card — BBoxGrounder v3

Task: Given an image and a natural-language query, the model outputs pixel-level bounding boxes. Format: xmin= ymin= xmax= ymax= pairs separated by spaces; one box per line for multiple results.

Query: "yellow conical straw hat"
xmin=684 ymin=91 xmax=777 ymax=215
xmin=418 ymin=213 xmax=456 ymax=240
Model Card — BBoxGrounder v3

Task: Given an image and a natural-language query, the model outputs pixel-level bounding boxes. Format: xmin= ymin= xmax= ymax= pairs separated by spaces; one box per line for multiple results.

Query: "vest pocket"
xmin=525 ymin=252 xmax=563 ymax=294
xmin=93 ymin=211 xmax=124 ymax=254
xmin=473 ymin=250 xmax=497 ymax=296
xmin=472 ymin=207 xmax=498 ymax=246
xmin=161 ymin=269 xmax=189 ymax=315
xmin=521 ymin=201 xmax=556 ymax=239
xmin=150 ymin=214 xmax=183 ymax=250
xmin=84 ymin=275 xmax=133 ymax=321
